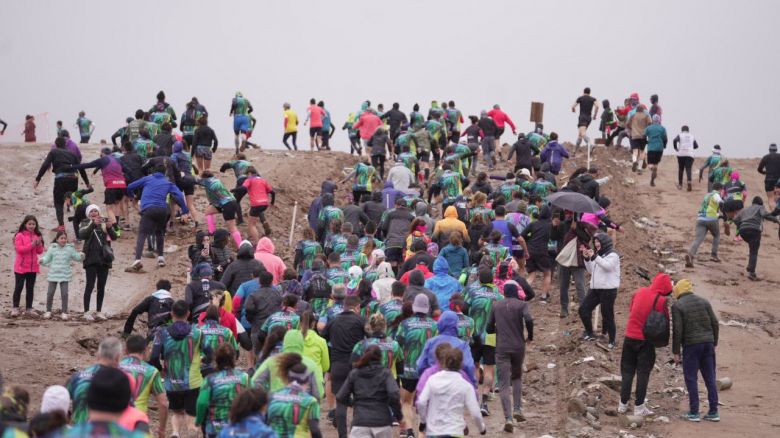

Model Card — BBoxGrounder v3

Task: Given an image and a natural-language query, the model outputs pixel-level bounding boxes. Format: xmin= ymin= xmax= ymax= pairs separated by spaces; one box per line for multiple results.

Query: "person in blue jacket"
xmin=416 ymin=310 xmax=477 ymax=386
xmin=424 ymin=258 xmax=463 ymax=311
xmin=539 ymin=132 xmax=570 ymax=175
xmin=126 ymin=164 xmax=189 ymax=272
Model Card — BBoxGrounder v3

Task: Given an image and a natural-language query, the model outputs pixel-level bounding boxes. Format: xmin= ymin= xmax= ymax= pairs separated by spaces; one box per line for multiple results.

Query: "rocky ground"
xmin=1 ymin=142 xmax=778 ymax=437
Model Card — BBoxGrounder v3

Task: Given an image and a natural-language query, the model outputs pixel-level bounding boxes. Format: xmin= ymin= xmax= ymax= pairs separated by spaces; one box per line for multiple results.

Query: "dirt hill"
xmin=1 ymin=142 xmax=778 ymax=437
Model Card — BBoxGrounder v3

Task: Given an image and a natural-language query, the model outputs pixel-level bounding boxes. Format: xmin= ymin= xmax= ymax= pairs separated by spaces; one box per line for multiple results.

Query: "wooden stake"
xmin=288 ymin=201 xmax=298 ymax=247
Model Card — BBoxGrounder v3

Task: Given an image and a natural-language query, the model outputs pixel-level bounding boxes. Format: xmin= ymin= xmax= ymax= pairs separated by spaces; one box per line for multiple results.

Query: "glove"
xmin=419 ymin=423 xmax=426 ymax=433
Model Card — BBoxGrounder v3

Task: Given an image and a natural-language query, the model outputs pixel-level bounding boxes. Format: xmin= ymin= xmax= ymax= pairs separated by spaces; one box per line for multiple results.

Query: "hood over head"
xmin=237 ymin=240 xmax=254 ymax=259
xmin=256 ymin=237 xmax=276 ymax=254
xmin=433 ymin=256 xmax=450 ymax=276
xmin=212 ymin=228 xmax=231 ymax=248
xmin=321 ymin=193 xmax=334 ymax=207
xmin=649 ymin=273 xmax=673 ymax=296
xmin=437 ymin=310 xmax=459 ymax=336
xmin=444 ymin=205 xmax=458 ymax=218
xmin=321 ymin=180 xmax=336 ymax=194
xmin=282 ymin=330 xmax=304 ymax=354
xmin=594 ymin=232 xmax=614 ymax=256
xmin=672 ymin=279 xmax=693 ymax=300
xmin=173 ymin=141 xmax=184 ymax=153
xmin=415 ymin=202 xmax=429 ymax=216
xmin=168 ymin=320 xmax=192 ymax=340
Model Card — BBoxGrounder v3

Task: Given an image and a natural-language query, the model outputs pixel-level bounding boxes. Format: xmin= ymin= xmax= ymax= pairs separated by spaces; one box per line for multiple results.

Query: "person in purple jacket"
xmin=71 ymin=147 xmax=128 ymax=231
xmin=539 ymin=132 xmax=570 ymax=175
xmin=52 ymin=129 xmax=83 ymax=162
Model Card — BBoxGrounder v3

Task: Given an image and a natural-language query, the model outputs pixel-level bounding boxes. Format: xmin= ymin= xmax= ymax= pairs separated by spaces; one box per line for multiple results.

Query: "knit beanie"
xmin=672 ymin=279 xmax=693 ymax=299
xmin=86 ymin=366 xmax=131 ymax=413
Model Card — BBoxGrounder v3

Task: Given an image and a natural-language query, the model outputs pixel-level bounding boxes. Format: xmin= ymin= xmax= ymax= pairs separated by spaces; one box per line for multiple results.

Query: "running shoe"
xmin=61 ymin=312 xmax=69 ymax=321
xmin=748 ymin=272 xmax=758 ymax=281
xmin=632 ymin=162 xmax=638 ymax=172
xmin=607 ymin=343 xmax=616 ymax=350
xmin=634 ymin=403 xmax=654 ymax=416
xmin=503 ymin=421 xmax=513 ymax=433
xmin=617 ymin=402 xmax=628 ymax=414
xmin=683 ymin=412 xmax=701 ymax=422
xmin=9 ymin=308 xmax=20 ymax=317
xmin=480 ymin=402 xmax=490 ymax=417
xmin=157 ymin=256 xmax=166 ymax=267
xmin=83 ymin=312 xmax=95 ymax=322
xmin=684 ymin=254 xmax=694 ymax=268
xmin=513 ymin=408 xmax=526 ymax=422
xmin=95 ymin=312 xmax=107 ymax=321
xmin=703 ymin=412 xmax=720 ymax=422
xmin=125 ymin=260 xmax=143 ymax=273
xmin=582 ymin=333 xmax=596 ymax=342
xmin=710 ymin=256 xmax=721 ymax=263
xmin=43 ymin=311 xmax=52 ymax=319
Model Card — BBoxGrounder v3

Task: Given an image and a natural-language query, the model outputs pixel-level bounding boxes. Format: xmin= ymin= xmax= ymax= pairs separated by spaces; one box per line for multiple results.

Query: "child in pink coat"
xmin=13 ymin=215 xmax=44 ymax=316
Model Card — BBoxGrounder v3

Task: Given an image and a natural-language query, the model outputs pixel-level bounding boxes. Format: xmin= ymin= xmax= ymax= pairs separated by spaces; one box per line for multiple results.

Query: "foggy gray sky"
xmin=1 ymin=0 xmax=778 ymax=157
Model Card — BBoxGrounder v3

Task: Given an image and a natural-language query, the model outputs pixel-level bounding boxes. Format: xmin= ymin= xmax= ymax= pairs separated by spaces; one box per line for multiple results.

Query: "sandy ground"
xmin=1 ymin=142 xmax=779 ymax=437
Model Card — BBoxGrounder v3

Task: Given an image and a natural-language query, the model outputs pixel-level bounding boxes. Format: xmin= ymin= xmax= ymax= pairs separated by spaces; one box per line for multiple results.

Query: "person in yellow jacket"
xmin=282 ymin=102 xmax=299 ymax=151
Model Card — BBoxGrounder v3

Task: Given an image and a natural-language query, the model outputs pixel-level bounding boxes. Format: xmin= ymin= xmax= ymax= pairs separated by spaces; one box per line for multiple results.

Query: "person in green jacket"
xmin=300 ymin=310 xmax=330 ymax=375
xmin=196 ymin=343 xmax=250 ymax=437
xmin=251 ymin=330 xmax=324 ymax=401
xmin=38 ymin=230 xmax=83 ymax=320
xmin=644 ymin=115 xmax=667 ymax=187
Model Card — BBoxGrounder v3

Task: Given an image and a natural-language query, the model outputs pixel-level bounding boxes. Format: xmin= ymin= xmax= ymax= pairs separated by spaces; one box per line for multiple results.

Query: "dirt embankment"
xmin=2 ymin=142 xmax=778 ymax=437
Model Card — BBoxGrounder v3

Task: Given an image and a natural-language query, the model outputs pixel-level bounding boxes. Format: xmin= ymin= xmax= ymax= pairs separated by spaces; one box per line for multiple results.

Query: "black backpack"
xmin=643 ymin=294 xmax=670 ymax=347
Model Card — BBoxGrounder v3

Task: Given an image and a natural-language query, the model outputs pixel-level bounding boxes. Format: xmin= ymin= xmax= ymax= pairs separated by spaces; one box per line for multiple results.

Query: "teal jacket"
xmin=644 ymin=124 xmax=667 ymax=153
xmin=39 ymin=243 xmax=83 ymax=282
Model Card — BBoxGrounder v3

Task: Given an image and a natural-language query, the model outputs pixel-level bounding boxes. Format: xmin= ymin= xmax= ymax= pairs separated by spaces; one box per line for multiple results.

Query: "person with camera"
xmin=78 ymin=204 xmax=119 ymax=321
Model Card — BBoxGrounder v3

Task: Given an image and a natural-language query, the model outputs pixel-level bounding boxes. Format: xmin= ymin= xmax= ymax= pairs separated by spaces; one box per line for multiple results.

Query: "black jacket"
xmin=478 ymin=117 xmax=497 ymax=137
xmin=78 ymin=220 xmax=118 ymax=268
xmin=336 ymin=362 xmax=402 ymax=427
xmin=577 ymin=174 xmax=600 ymax=200
xmin=244 ymin=287 xmax=283 ymax=331
xmin=381 ymin=109 xmax=408 ymax=133
xmin=362 ymin=201 xmax=386 ymax=230
xmin=120 ymin=152 xmax=144 ymax=184
xmin=322 ymin=310 xmax=365 ymax=363
xmin=36 ymin=148 xmax=89 ymax=184
xmin=397 ymin=252 xmax=435 ymax=279
xmin=221 ymin=245 xmax=265 ymax=293
xmin=153 ymin=133 xmax=176 ymax=157
xmin=193 ymin=126 xmax=218 ymax=150
xmin=184 ymin=279 xmax=227 ymax=322
xmin=507 ymin=138 xmax=535 ymax=169
xmin=123 ymin=290 xmax=174 ymax=335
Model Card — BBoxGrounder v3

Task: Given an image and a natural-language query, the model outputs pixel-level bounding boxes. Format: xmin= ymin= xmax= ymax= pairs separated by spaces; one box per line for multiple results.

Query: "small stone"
xmin=619 ymin=415 xmax=644 ymax=429
xmin=586 ymin=407 xmax=599 ymax=419
xmin=541 ymin=344 xmax=558 ymax=352
xmin=597 ymin=375 xmax=622 ymax=392
xmin=654 ymin=416 xmax=670 ymax=423
xmin=717 ymin=377 xmax=733 ymax=391
xmin=604 ymin=408 xmax=618 ymax=417
xmin=568 ymin=398 xmax=587 ymax=416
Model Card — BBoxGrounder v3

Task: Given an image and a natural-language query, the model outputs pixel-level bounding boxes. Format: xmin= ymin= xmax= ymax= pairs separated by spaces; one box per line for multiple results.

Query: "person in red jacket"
xmin=12 ymin=215 xmax=45 ymax=316
xmin=487 ymin=105 xmax=517 ymax=159
xmin=618 ymin=272 xmax=672 ymax=417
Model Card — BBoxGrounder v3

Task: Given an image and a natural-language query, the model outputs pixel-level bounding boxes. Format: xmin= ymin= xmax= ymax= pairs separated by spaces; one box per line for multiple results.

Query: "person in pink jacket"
xmin=254 ymin=237 xmax=286 ymax=285
xmin=13 ymin=215 xmax=45 ymax=316
xmin=352 ymin=110 xmax=383 ymax=156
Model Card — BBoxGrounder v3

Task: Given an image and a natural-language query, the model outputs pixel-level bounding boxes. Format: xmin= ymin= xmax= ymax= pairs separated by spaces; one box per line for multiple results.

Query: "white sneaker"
xmin=95 ymin=312 xmax=107 ymax=321
xmin=10 ymin=307 xmax=20 ymax=317
xmin=634 ymin=403 xmax=654 ymax=416
xmin=83 ymin=312 xmax=95 ymax=322
xmin=617 ymin=402 xmax=628 ymax=414
xmin=61 ymin=313 xmax=69 ymax=321
xmin=157 ymin=256 xmax=166 ymax=267
xmin=43 ymin=311 xmax=52 ymax=319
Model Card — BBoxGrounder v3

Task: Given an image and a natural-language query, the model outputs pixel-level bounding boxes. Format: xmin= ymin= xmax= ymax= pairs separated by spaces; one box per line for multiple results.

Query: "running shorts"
xmin=177 ymin=175 xmax=196 ymax=196
xmin=764 ymin=178 xmax=779 ymax=192
xmin=646 ymin=151 xmax=663 ymax=165
xmin=249 ymin=205 xmax=268 ymax=220
xmin=495 ymin=127 xmax=505 ymax=138
xmin=722 ymin=199 xmax=744 ymax=213
xmin=577 ymin=116 xmax=592 ymax=128
xmin=104 ymin=188 xmax=125 ymax=205
xmin=385 ymin=247 xmax=403 ymax=263
xmin=417 ymin=150 xmax=431 ymax=163
xmin=195 ymin=146 xmax=213 ymax=161
xmin=471 ymin=344 xmax=496 ymax=366
xmin=216 ymin=201 xmax=238 ymax=221
xmin=629 ymin=138 xmax=647 ymax=151
xmin=309 ymin=127 xmax=321 ymax=138
xmin=400 ymin=378 xmax=419 ymax=393
xmin=233 ymin=115 xmax=250 ymax=134
xmin=167 ymin=389 xmax=198 ymax=416
xmin=526 ymin=253 xmax=552 ymax=273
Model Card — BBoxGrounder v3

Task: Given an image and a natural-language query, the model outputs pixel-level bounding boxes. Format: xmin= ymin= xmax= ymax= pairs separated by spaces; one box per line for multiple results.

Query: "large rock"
xmin=717 ymin=377 xmax=733 ymax=391
xmin=597 ymin=375 xmax=622 ymax=392
xmin=618 ymin=415 xmax=644 ymax=429
xmin=568 ymin=397 xmax=588 ymax=416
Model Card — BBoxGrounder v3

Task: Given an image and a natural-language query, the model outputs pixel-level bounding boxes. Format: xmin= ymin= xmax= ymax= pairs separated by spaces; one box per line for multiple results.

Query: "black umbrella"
xmin=546 ymin=191 xmax=602 ymax=213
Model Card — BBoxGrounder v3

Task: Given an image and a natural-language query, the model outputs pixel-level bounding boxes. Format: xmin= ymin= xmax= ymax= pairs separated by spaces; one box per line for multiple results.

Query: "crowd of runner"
xmin=4 ymin=89 xmax=780 ymax=437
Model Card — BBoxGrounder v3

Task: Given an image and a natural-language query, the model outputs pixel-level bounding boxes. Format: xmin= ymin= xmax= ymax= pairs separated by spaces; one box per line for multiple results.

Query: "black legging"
xmin=84 ymin=265 xmax=109 ymax=312
xmin=352 ymin=190 xmax=370 ymax=206
xmin=135 ymin=207 xmax=169 ymax=259
xmin=371 ymin=155 xmax=386 ymax=180
xmin=677 ymin=156 xmax=694 ymax=185
xmin=54 ymin=177 xmax=79 ymax=226
xmin=606 ymin=127 xmax=624 ymax=147
xmin=13 ymin=272 xmax=36 ymax=309
xmin=579 ymin=288 xmax=617 ymax=343
xmin=282 ymin=132 xmax=298 ymax=151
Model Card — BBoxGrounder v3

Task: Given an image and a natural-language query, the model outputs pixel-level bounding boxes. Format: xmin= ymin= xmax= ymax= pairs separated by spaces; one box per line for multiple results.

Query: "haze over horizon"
xmin=1 ymin=0 xmax=778 ymax=157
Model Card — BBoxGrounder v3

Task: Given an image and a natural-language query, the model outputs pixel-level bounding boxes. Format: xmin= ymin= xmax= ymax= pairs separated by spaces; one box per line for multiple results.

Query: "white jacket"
xmin=416 ymin=370 xmax=485 ymax=436
xmin=584 ymin=251 xmax=621 ymax=289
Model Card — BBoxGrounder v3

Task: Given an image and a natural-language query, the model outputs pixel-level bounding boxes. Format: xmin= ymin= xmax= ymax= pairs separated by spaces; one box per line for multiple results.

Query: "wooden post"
xmin=288 ymin=201 xmax=298 ymax=247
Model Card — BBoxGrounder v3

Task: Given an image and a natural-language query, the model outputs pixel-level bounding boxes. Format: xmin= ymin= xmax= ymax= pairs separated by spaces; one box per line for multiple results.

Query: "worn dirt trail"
xmin=1 ymin=142 xmax=778 ymax=437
